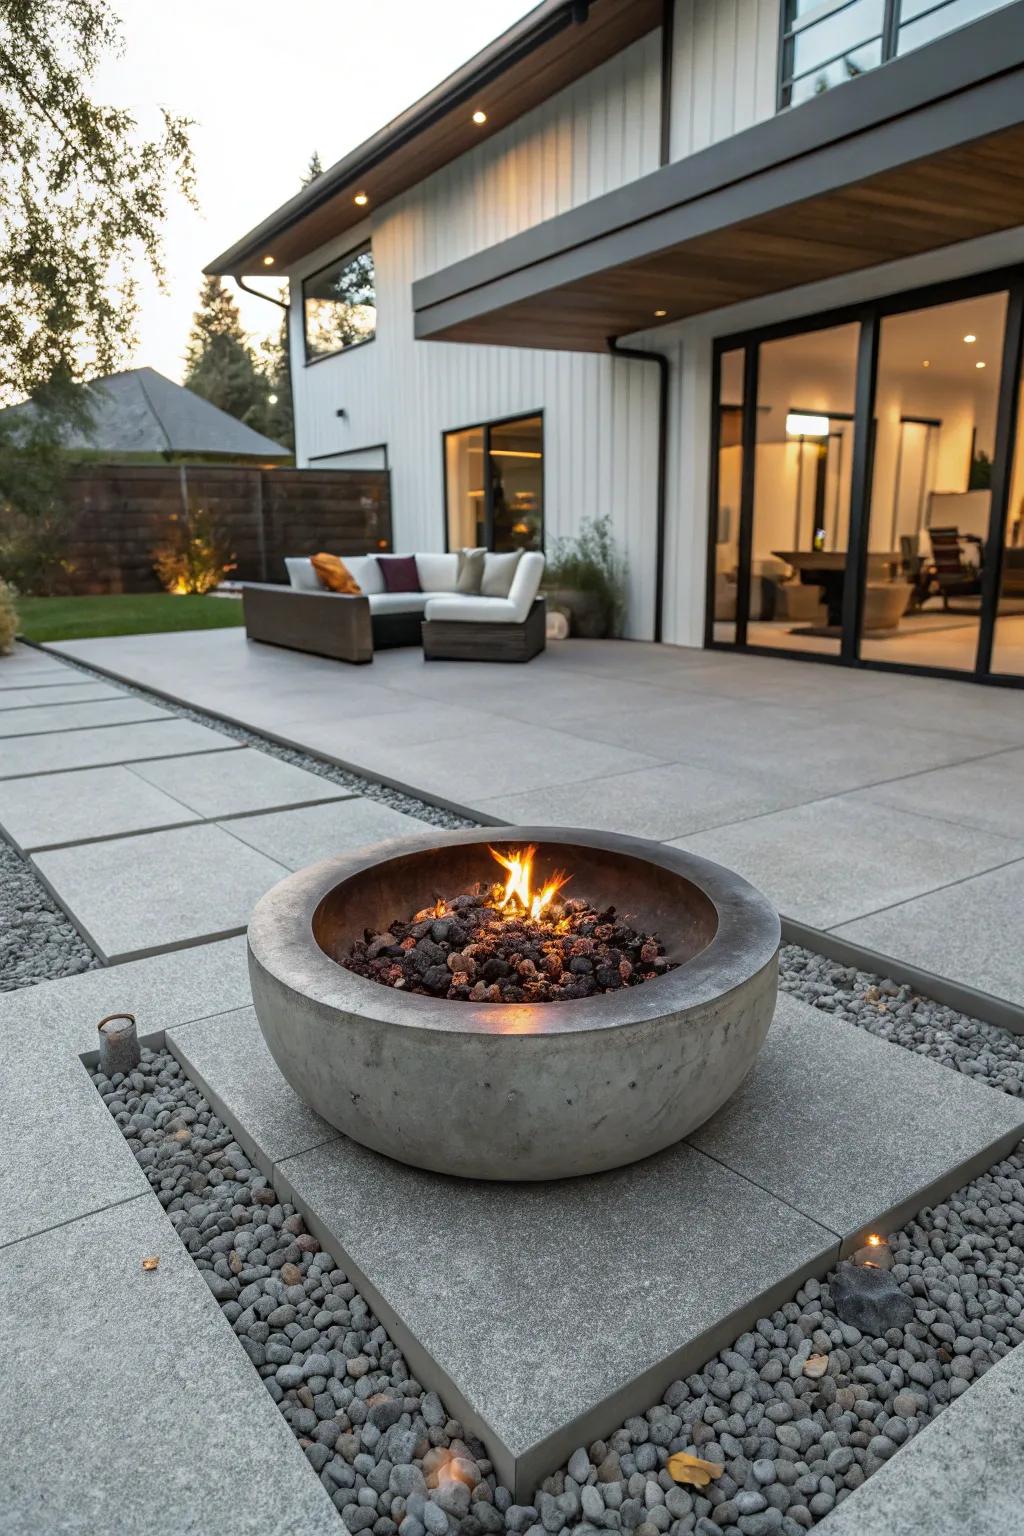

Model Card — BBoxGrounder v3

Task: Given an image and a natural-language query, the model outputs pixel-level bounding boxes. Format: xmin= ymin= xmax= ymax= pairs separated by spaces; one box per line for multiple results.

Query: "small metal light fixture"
xmin=354 ymin=191 xmax=369 ymax=206
xmin=964 ymin=333 xmax=977 ymax=343
xmin=785 ymin=412 xmax=829 ymax=438
xmin=472 ymin=110 xmax=487 ymax=124
xmin=262 ymin=255 xmax=275 ymax=266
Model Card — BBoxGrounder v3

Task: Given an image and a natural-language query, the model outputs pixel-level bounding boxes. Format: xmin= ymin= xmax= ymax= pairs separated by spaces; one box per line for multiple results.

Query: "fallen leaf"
xmin=141 ymin=1255 xmax=160 ymax=1272
xmin=667 ymin=1451 xmax=724 ymax=1487
xmin=803 ymin=1353 xmax=829 ymax=1379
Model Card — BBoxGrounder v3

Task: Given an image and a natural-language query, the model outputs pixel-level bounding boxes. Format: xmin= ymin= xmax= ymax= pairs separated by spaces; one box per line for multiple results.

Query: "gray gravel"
xmin=96 ymin=1034 xmax=1024 ymax=1536
xmin=0 ymin=830 xmax=99 ymax=991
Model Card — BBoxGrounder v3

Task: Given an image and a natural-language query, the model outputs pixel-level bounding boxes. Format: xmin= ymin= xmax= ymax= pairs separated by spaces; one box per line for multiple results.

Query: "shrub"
xmin=153 ymin=505 xmax=236 ymax=594
xmin=0 ymin=578 xmax=17 ymax=653
xmin=542 ymin=513 xmax=628 ymax=636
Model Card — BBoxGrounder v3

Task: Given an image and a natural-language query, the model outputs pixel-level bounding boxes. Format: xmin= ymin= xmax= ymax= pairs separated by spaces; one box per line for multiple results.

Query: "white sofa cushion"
xmin=506 ymin=551 xmax=545 ymax=621
xmin=423 ymin=595 xmax=518 ymax=623
xmin=367 ymin=591 xmax=429 ymax=615
xmin=343 ymin=554 xmax=385 ymax=595
xmin=285 ymin=557 xmax=321 ymax=592
xmin=415 ymin=552 xmax=459 ymax=592
xmin=481 ymin=550 xmax=523 ymax=597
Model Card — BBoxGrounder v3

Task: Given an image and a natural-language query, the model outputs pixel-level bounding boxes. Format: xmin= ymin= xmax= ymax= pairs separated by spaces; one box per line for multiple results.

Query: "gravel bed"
xmin=95 ymin=1038 xmax=1024 ymax=1536
xmin=0 ymin=830 xmax=100 ymax=992
xmin=780 ymin=944 xmax=1024 ymax=1097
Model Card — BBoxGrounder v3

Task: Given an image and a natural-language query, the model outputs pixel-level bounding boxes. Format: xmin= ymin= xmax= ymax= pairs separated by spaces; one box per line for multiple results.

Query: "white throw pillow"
xmin=284 ymin=557 xmax=320 ymax=592
xmin=415 ymin=552 xmax=459 ymax=592
xmin=342 ymin=555 xmax=384 ymax=595
xmin=481 ymin=549 xmax=523 ymax=598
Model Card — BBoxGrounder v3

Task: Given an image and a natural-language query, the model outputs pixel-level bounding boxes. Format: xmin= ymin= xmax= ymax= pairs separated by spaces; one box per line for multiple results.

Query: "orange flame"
xmin=489 ymin=844 xmax=569 ymax=921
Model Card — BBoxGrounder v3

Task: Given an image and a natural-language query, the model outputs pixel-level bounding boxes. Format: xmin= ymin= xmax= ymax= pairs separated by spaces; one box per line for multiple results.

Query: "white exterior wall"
xmin=289 ymin=32 xmax=662 ymax=639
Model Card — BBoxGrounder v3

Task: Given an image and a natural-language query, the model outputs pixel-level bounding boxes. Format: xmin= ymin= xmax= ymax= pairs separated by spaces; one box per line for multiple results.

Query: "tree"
xmin=0 ymin=0 xmax=194 ymax=407
xmin=256 ymin=310 xmax=294 ymax=451
xmin=303 ymin=149 xmax=324 ymax=186
xmin=183 ymin=276 xmax=265 ymax=425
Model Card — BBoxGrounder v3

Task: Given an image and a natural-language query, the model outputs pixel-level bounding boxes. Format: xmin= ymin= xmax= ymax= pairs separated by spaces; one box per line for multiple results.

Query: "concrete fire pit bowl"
xmin=247 ymin=826 xmax=780 ymax=1181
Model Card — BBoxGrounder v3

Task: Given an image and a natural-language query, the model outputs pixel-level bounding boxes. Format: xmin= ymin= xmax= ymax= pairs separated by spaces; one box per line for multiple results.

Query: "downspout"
xmin=659 ymin=0 xmax=675 ymax=166
xmin=607 ymin=337 xmax=669 ymax=645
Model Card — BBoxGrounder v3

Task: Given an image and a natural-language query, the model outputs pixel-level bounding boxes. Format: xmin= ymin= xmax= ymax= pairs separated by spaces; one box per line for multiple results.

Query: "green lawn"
xmin=16 ymin=593 xmax=246 ymax=643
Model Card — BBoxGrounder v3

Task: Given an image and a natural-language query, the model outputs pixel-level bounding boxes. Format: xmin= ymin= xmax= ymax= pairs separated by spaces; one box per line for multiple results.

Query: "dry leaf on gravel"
xmin=667 ymin=1452 xmax=724 ymax=1487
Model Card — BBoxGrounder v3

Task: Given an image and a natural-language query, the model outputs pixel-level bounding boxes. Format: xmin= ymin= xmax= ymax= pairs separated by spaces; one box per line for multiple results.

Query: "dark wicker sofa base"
xmin=422 ymin=598 xmax=546 ymax=662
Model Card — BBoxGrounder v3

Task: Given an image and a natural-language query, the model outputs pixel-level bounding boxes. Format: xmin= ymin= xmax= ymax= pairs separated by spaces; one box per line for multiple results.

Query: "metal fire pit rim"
xmin=247 ymin=824 xmax=781 ymax=1039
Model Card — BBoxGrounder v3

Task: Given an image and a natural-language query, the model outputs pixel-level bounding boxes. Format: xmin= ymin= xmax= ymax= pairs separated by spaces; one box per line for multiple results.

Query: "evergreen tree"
xmin=303 ymin=149 xmax=323 ymax=187
xmin=183 ymin=276 xmax=264 ymax=425
xmin=256 ymin=307 xmax=294 ymax=451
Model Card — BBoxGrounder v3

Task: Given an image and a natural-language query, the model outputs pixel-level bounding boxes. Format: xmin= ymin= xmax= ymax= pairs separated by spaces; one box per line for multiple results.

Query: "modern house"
xmin=207 ymin=0 xmax=1024 ymax=686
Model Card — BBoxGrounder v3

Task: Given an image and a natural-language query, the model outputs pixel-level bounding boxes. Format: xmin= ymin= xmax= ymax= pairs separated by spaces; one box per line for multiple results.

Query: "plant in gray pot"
xmin=542 ymin=513 xmax=628 ymax=638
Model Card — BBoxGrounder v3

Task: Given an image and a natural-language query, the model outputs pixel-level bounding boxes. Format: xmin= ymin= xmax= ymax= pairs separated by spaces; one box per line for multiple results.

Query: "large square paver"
xmin=0 ymin=681 xmax=125 ymax=710
xmin=691 ymin=992 xmax=1024 ymax=1244
xmin=851 ymin=746 xmax=1024 ymax=839
xmin=130 ymin=745 xmax=353 ymax=818
xmin=0 ymin=764 xmax=200 ymax=853
xmin=833 ymin=859 xmax=1024 ymax=1002
xmin=32 ymin=823 xmax=288 ymax=963
xmin=0 ymin=1199 xmax=339 ymax=1536
xmin=221 ymin=796 xmax=428 ymax=869
xmin=0 ymin=695 xmax=168 ymax=738
xmin=0 ymin=717 xmax=241 ymax=778
xmin=668 ymin=795 xmax=1024 ymax=928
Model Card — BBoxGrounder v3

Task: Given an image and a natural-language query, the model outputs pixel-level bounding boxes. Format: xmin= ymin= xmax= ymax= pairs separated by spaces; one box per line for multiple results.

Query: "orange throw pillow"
xmin=310 ymin=553 xmax=362 ymax=595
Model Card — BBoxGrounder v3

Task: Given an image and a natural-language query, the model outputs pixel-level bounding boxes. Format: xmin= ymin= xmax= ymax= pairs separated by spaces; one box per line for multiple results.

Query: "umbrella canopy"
xmin=1 ymin=367 xmax=289 ymax=460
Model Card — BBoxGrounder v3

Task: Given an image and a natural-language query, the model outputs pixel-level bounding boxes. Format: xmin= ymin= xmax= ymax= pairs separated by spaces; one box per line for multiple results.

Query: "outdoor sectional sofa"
xmin=241 ymin=551 xmax=546 ymax=664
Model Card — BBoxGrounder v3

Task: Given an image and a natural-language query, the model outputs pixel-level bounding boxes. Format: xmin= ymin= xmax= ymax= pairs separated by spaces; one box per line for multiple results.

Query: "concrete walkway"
xmin=47 ymin=629 xmax=1024 ymax=1011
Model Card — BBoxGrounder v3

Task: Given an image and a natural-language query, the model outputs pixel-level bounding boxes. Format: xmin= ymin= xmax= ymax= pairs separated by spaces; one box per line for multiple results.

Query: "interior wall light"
xmin=785 ymin=413 xmax=829 ymax=437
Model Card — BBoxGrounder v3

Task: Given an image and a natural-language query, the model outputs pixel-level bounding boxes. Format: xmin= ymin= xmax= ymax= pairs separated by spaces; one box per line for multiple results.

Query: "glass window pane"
xmin=488 ymin=416 xmax=543 ymax=551
xmin=747 ymin=322 xmax=860 ymax=656
xmin=898 ymin=0 xmax=1015 ymax=54
xmin=789 ymin=0 xmax=883 ymax=75
xmin=303 ymin=245 xmax=376 ymax=362
xmin=712 ymin=349 xmax=744 ymax=644
xmin=991 ymin=363 xmax=1024 ymax=676
xmin=860 ymin=290 xmax=1007 ymax=672
xmin=782 ymin=0 xmax=884 ymax=103
xmin=788 ymin=39 xmax=883 ymax=103
xmin=445 ymin=428 xmax=485 ymax=549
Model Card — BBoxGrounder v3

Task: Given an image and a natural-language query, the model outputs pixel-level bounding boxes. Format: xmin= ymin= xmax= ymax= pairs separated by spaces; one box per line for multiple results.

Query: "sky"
xmin=92 ymin=0 xmax=533 ymax=383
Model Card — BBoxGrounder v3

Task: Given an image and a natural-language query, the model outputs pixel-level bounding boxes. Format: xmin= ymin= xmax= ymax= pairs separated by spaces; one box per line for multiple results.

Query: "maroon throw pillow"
xmin=377 ymin=555 xmax=421 ymax=593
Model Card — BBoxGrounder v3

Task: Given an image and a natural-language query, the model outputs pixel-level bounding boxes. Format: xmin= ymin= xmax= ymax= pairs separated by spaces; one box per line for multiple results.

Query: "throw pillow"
xmin=456 ymin=546 xmax=486 ymax=594
xmin=481 ymin=549 xmax=523 ymax=598
xmin=311 ymin=552 xmax=362 ymax=594
xmin=378 ymin=554 xmax=422 ymax=593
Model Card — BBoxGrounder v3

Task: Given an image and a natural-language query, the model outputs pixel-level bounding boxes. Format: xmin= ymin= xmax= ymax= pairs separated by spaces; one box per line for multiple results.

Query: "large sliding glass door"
xmin=707 ymin=267 xmax=1024 ymax=685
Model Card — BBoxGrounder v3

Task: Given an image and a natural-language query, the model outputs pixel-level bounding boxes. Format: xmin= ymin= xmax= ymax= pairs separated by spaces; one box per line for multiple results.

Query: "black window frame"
xmin=301 ymin=242 xmax=377 ymax=366
xmin=776 ymin=0 xmax=1015 ymax=109
xmin=441 ymin=409 xmax=545 ymax=553
xmin=704 ymin=260 xmax=1024 ymax=689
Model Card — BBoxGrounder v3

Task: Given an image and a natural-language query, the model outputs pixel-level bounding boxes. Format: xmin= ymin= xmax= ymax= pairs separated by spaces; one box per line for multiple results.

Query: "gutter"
xmin=607 ymin=337 xmax=668 ymax=644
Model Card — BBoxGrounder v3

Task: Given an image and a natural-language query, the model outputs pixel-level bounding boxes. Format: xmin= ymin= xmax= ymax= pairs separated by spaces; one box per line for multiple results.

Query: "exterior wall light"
xmin=785 ymin=413 xmax=829 ymax=437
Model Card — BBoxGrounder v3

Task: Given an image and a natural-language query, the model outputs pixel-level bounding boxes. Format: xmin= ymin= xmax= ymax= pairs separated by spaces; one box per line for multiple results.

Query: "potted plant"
xmin=542 ymin=513 xmax=627 ymax=638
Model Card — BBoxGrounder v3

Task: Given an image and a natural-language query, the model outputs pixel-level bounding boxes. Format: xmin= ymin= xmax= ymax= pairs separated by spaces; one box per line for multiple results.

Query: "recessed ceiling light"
xmin=964 ymin=333 xmax=977 ymax=343
xmin=472 ymin=110 xmax=487 ymax=124
xmin=976 ymin=360 xmax=986 ymax=369
xmin=262 ymin=255 xmax=275 ymax=266
xmin=922 ymin=359 xmax=930 ymax=367
xmin=354 ymin=192 xmax=368 ymax=206
xmin=654 ymin=309 xmax=667 ymax=318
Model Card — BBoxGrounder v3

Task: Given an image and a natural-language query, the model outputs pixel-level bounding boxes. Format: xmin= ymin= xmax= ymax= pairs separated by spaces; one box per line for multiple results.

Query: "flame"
xmin=489 ymin=844 xmax=569 ymax=922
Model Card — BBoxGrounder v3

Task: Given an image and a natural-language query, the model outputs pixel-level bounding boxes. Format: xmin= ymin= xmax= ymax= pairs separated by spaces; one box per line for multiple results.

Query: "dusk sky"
xmin=93 ymin=1 xmax=532 ymax=382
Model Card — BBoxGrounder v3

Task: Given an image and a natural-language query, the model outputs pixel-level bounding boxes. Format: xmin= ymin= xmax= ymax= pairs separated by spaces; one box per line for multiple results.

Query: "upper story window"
xmin=302 ymin=244 xmax=376 ymax=363
xmin=778 ymin=0 xmax=1016 ymax=108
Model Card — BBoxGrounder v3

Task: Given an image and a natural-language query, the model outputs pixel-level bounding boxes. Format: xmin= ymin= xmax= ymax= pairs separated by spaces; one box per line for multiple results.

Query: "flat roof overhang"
xmin=412 ymin=7 xmax=1024 ymax=352
xmin=205 ymin=0 xmax=660 ymax=278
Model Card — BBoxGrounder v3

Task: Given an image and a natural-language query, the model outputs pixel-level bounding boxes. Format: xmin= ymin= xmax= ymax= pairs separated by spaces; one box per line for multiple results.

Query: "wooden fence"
xmin=55 ymin=464 xmax=392 ymax=594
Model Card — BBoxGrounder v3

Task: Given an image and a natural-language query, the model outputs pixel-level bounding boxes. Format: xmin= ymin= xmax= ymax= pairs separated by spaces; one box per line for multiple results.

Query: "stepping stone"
xmin=0 ymin=681 xmax=124 ymax=710
xmin=221 ymin=796 xmax=426 ymax=869
xmin=0 ymin=1200 xmax=339 ymax=1535
xmin=689 ymin=991 xmax=1024 ymax=1246
xmin=32 ymin=822 xmax=289 ymax=963
xmin=0 ymin=764 xmax=201 ymax=854
xmin=0 ymin=718 xmax=241 ymax=779
xmin=130 ymin=746 xmax=352 ymax=819
xmin=0 ymin=696 xmax=168 ymax=738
